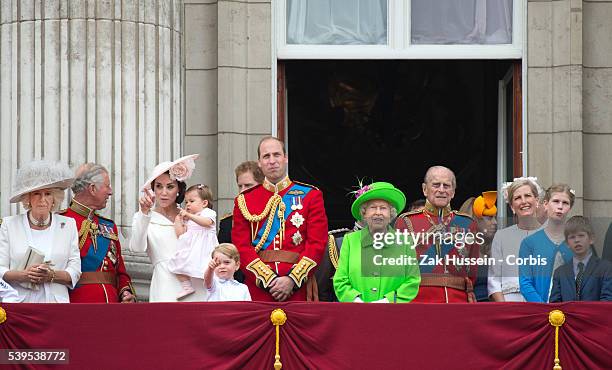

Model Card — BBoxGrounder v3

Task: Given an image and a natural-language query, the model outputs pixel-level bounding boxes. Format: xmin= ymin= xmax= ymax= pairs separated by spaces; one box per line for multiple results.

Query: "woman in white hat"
xmin=0 ymin=160 xmax=81 ymax=303
xmin=129 ymin=154 xmax=208 ymax=302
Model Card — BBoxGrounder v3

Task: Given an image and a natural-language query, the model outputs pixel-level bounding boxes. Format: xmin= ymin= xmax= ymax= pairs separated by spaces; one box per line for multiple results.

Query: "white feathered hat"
xmin=10 ymin=160 xmax=74 ymax=203
xmin=141 ymin=154 xmax=199 ymax=192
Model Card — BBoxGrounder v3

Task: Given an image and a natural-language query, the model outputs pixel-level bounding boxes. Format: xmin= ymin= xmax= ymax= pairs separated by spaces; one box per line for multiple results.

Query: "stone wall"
xmin=527 ymin=0 xmax=584 ymax=214
xmin=583 ymin=0 xmax=612 ymax=247
xmin=0 ymin=0 xmax=183 ymax=300
xmin=527 ymin=0 xmax=612 ymax=249
xmin=183 ymin=0 xmax=272 ymax=220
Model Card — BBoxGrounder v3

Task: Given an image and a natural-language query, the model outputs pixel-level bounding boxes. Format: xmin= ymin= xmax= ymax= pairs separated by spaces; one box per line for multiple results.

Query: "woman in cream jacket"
xmin=0 ymin=160 xmax=81 ymax=303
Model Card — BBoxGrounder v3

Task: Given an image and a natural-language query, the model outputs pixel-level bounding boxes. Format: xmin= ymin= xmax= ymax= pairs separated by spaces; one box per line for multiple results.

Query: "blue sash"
xmin=81 ymin=218 xmax=114 ymax=272
xmin=252 ymin=183 xmax=312 ymax=251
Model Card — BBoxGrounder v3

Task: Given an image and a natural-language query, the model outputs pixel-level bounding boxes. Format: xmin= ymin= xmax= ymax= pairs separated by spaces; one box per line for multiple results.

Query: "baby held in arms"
xmin=168 ymin=184 xmax=219 ymax=300
xmin=204 ymin=243 xmax=251 ymax=302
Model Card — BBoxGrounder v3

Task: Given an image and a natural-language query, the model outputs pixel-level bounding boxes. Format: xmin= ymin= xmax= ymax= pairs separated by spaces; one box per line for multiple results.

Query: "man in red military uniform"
xmin=395 ymin=166 xmax=479 ymax=303
xmin=232 ymin=137 xmax=328 ymax=301
xmin=61 ymin=163 xmax=136 ymax=303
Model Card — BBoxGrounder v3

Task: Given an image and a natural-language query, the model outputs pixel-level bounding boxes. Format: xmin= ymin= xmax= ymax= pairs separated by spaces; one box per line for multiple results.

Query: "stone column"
xmin=183 ymin=0 xmax=219 ymax=206
xmin=0 ymin=0 xmax=183 ymax=299
xmin=583 ymin=1 xmax=612 ymax=246
xmin=182 ymin=0 xmax=271 ymax=215
xmin=526 ymin=0 xmax=583 ymax=213
xmin=217 ymin=0 xmax=271 ymax=218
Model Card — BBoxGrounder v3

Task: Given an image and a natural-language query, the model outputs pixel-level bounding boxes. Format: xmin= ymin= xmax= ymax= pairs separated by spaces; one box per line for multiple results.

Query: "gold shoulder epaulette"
xmin=328 ymin=235 xmax=339 ymax=269
xmin=293 ymin=180 xmax=319 ymax=191
xmin=328 ymin=228 xmax=351 ymax=236
xmin=220 ymin=213 xmax=232 ymax=221
xmin=453 ymin=211 xmax=473 ymax=220
xmin=58 ymin=208 xmax=68 ymax=214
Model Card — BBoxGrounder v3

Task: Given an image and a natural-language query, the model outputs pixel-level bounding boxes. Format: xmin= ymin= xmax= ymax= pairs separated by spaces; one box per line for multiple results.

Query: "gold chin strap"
xmin=237 ymin=192 xmax=286 ymax=252
xmin=78 ymin=218 xmax=99 ymax=252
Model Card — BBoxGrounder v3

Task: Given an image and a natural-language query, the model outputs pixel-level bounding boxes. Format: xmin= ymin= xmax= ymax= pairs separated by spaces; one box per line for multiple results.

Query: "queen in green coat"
xmin=333 ymin=182 xmax=420 ymax=303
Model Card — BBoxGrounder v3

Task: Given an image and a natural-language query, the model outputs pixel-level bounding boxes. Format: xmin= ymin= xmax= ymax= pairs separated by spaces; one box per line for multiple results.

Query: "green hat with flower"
xmin=350 ymin=181 xmax=406 ymax=221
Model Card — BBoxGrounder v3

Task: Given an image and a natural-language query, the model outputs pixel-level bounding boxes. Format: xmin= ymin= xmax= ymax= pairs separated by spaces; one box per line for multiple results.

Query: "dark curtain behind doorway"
xmin=286 ymin=60 xmax=512 ymax=229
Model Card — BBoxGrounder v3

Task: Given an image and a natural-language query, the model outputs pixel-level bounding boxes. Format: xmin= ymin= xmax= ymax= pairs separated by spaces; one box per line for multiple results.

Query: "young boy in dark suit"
xmin=550 ymin=216 xmax=612 ymax=302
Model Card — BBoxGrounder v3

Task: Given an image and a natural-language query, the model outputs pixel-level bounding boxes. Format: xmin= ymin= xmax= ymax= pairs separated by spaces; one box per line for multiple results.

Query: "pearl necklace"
xmin=28 ymin=211 xmax=51 ymax=227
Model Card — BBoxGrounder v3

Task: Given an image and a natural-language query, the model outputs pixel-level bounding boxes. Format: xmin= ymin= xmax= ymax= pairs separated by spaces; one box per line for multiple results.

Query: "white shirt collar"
xmin=573 ymin=250 xmax=593 ymax=275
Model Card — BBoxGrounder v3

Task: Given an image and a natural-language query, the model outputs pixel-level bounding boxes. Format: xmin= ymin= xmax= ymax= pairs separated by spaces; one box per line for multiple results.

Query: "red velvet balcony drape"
xmin=0 ymin=302 xmax=610 ymax=369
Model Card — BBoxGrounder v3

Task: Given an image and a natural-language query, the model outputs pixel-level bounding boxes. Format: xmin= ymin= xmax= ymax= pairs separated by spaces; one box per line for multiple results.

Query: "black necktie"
xmin=575 ymin=262 xmax=585 ymax=300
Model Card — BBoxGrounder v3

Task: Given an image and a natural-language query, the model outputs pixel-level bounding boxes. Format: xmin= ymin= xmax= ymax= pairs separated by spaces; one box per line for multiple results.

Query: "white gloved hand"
xmin=353 ymin=296 xmax=364 ymax=303
xmin=371 ymin=297 xmax=389 ymax=303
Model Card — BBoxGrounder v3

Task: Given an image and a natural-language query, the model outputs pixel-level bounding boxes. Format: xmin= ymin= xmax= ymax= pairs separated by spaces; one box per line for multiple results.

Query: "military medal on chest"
xmin=290 ymin=195 xmax=304 ymax=211
xmin=98 ymin=224 xmax=114 ymax=239
xmin=292 ymin=230 xmax=303 ymax=245
xmin=429 ymin=223 xmax=446 ymax=234
xmin=108 ymin=241 xmax=118 ymax=265
xmin=290 ymin=212 xmax=304 ymax=228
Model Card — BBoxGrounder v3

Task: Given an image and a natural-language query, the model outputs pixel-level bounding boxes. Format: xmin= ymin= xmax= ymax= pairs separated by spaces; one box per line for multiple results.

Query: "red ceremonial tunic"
xmin=61 ymin=201 xmax=134 ymax=303
xmin=395 ymin=201 xmax=479 ymax=303
xmin=232 ymin=177 xmax=328 ymax=301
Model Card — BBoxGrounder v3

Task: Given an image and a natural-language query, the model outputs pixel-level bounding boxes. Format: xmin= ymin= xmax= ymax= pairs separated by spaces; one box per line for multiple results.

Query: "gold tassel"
xmin=548 ymin=310 xmax=565 ymax=370
xmin=0 ymin=306 xmax=7 ymax=324
xmin=278 ymin=202 xmax=285 ymax=248
xmin=270 ymin=309 xmax=287 ymax=370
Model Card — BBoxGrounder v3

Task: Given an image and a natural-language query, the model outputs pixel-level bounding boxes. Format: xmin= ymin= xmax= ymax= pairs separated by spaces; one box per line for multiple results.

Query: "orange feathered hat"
xmin=473 ymin=191 xmax=497 ymax=218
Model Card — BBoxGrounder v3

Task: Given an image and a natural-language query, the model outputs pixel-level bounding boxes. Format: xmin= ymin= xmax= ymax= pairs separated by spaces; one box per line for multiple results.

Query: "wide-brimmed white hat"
xmin=10 ymin=160 xmax=74 ymax=203
xmin=141 ymin=154 xmax=199 ymax=192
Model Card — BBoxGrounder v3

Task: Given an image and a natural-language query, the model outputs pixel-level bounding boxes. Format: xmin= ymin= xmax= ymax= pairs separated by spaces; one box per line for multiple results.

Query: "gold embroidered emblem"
xmin=289 ymin=257 xmax=317 ymax=287
xmin=246 ymin=259 xmax=277 ymax=288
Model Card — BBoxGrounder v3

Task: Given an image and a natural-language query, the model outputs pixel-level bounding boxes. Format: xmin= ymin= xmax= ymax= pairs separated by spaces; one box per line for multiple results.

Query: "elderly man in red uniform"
xmin=394 ymin=166 xmax=479 ymax=303
xmin=232 ymin=136 xmax=328 ymax=301
xmin=61 ymin=163 xmax=136 ymax=303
